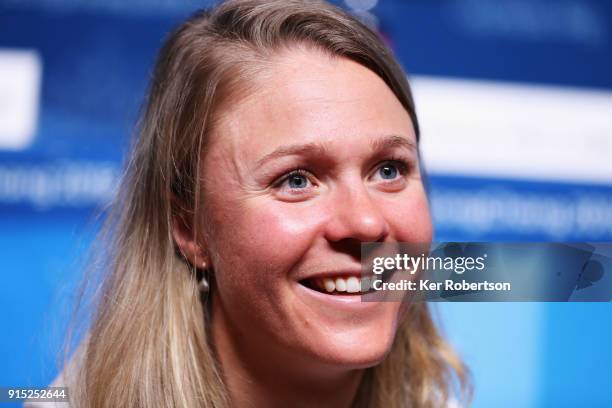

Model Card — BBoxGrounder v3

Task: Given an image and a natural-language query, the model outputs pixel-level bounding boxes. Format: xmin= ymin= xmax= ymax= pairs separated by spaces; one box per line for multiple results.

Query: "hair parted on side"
xmin=66 ymin=1 xmax=470 ymax=407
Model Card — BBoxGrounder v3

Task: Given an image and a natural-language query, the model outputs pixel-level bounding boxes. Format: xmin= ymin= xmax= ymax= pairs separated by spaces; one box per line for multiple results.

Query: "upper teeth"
xmin=318 ymin=276 xmax=372 ymax=293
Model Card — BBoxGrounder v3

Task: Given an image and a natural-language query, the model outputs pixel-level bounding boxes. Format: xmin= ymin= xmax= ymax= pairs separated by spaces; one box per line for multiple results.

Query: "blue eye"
xmin=275 ymin=169 xmax=313 ymax=191
xmin=378 ymin=164 xmax=399 ymax=180
xmin=288 ymin=174 xmax=308 ymax=189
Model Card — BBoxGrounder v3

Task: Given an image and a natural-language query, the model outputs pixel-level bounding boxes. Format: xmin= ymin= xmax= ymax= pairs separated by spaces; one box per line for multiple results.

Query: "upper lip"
xmin=295 ymin=268 xmax=370 ymax=282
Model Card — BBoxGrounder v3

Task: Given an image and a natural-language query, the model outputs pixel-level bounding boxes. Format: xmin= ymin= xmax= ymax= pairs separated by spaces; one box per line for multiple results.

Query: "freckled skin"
xmin=200 ymin=47 xmax=432 ymax=406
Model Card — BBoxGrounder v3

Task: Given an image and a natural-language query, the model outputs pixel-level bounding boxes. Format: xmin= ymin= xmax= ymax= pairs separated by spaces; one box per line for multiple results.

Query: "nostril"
xmin=322 ymin=186 xmax=390 ymax=243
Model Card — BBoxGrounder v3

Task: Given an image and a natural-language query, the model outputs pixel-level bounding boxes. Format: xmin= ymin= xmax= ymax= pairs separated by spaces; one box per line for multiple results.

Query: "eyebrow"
xmin=369 ymin=135 xmax=416 ymax=153
xmin=255 ymin=134 xmax=416 ymax=169
xmin=255 ymin=142 xmax=330 ymax=169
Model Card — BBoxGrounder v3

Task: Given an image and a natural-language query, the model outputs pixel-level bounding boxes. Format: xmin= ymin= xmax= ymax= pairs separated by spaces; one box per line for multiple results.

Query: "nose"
xmin=324 ymin=184 xmax=390 ymax=243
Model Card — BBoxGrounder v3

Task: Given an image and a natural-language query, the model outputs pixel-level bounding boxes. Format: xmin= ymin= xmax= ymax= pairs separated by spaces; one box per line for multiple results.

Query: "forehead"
xmin=209 ymin=47 xmax=415 ymax=159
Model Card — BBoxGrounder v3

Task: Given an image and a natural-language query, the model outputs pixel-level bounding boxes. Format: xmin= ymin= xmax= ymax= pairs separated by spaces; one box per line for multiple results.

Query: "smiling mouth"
xmin=299 ymin=275 xmax=377 ymax=295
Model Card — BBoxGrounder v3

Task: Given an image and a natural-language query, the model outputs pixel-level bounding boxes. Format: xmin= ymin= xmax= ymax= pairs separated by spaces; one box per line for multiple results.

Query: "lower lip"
xmin=293 ymin=281 xmax=382 ymax=311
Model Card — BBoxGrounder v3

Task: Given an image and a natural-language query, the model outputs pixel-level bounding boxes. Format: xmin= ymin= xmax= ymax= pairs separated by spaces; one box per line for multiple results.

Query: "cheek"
xmin=382 ymin=185 xmax=433 ymax=243
xmin=205 ymin=198 xmax=331 ymax=341
xmin=207 ymin=199 xmax=326 ymax=284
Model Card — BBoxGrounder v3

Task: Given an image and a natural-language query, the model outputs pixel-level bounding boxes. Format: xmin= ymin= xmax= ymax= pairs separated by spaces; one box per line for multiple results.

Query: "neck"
xmin=210 ymin=295 xmax=365 ymax=408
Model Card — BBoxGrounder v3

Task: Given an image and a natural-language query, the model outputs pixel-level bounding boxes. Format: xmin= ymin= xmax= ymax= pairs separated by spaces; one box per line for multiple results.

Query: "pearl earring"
xmin=198 ymin=261 xmax=210 ymax=293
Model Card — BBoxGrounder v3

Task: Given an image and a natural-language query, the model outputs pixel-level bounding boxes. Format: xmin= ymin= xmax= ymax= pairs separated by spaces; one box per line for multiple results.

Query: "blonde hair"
xmin=67 ymin=1 xmax=470 ymax=406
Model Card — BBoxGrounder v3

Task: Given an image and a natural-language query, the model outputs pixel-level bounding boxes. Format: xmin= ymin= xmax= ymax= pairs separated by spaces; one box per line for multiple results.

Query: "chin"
xmin=308 ymin=325 xmax=398 ymax=370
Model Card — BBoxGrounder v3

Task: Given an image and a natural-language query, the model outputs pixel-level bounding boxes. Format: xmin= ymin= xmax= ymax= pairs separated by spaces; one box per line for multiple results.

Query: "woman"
xmin=45 ymin=0 xmax=469 ymax=407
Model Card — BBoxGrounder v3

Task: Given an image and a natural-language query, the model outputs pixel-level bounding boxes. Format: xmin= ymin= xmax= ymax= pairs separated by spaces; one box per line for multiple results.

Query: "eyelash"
xmin=272 ymin=157 xmax=413 ymax=191
xmin=273 ymin=169 xmax=314 ymax=190
xmin=381 ymin=157 xmax=411 ymax=177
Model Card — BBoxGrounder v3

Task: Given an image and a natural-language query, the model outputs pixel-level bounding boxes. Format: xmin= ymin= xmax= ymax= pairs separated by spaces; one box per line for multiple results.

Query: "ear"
xmin=172 ymin=213 xmax=208 ymax=269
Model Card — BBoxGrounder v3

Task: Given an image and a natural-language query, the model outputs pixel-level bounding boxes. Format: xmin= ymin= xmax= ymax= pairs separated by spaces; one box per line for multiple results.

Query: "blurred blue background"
xmin=1 ymin=0 xmax=611 ymax=407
